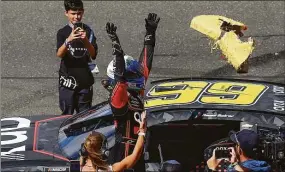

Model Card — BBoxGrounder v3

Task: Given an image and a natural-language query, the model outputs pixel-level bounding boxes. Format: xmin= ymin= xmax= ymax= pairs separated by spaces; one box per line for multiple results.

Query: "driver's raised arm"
xmin=139 ymin=13 xmax=160 ymax=82
xmin=106 ymin=22 xmax=126 ymax=83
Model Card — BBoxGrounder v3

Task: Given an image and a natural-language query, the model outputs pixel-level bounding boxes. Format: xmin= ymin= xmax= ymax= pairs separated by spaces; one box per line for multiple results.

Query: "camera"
xmin=204 ymin=138 xmax=235 ymax=161
xmin=215 ymin=147 xmax=231 ymax=159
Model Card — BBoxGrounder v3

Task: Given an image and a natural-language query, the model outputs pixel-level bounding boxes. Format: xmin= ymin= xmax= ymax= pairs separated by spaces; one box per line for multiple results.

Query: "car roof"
xmin=144 ymin=77 xmax=285 ymax=116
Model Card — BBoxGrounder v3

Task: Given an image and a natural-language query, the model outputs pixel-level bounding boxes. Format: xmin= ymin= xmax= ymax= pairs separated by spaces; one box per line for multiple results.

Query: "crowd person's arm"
xmin=207 ymin=148 xmax=223 ymax=171
xmin=81 ymin=28 xmax=97 ymax=59
xmin=227 ymin=147 xmax=245 ymax=171
xmin=56 ymin=27 xmax=81 ymax=58
xmin=112 ymin=111 xmax=147 ymax=171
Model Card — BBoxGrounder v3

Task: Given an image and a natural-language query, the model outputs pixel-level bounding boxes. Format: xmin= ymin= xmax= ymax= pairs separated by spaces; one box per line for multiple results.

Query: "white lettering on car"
xmin=273 ymin=86 xmax=285 ymax=95
xmin=203 ymin=110 xmax=235 ymax=118
xmin=1 ymin=117 xmax=31 ymax=132
xmin=1 ymin=131 xmax=28 ymax=145
xmin=47 ymin=167 xmax=68 ymax=171
xmin=215 ymin=147 xmax=230 ymax=150
xmin=1 ymin=117 xmax=31 ymax=158
xmin=273 ymin=100 xmax=285 ymax=111
xmin=1 ymin=146 xmax=26 ymax=156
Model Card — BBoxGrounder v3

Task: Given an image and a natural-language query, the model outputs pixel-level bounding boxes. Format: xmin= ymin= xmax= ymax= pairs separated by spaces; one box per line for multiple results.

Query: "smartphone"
xmin=74 ymin=22 xmax=84 ymax=31
xmin=215 ymin=149 xmax=231 ymax=159
xmin=70 ymin=160 xmax=80 ymax=172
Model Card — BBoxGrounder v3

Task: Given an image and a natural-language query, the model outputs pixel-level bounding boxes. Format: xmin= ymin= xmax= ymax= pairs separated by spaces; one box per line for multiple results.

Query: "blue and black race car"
xmin=1 ymin=78 xmax=285 ymax=171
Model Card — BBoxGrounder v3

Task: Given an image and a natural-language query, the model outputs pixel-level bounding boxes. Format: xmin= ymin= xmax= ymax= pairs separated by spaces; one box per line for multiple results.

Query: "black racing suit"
xmin=108 ymin=32 xmax=155 ymax=171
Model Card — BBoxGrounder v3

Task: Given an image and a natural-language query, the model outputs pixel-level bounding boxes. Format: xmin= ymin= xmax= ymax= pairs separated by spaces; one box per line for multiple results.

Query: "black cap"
xmin=229 ymin=129 xmax=259 ymax=152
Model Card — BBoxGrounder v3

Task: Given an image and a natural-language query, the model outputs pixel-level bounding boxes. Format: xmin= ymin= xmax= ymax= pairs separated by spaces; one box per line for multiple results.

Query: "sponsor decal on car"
xmin=203 ymin=110 xmax=235 ymax=118
xmin=273 ymin=86 xmax=285 ymax=95
xmin=274 ymin=100 xmax=285 ymax=111
xmin=44 ymin=167 xmax=69 ymax=172
xmin=145 ymin=81 xmax=268 ymax=108
xmin=1 ymin=117 xmax=31 ymax=160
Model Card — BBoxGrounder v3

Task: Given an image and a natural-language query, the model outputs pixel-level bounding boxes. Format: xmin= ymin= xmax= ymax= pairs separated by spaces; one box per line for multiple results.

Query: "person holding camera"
xmin=207 ymin=129 xmax=271 ymax=172
xmin=79 ymin=111 xmax=147 ymax=172
xmin=56 ymin=0 xmax=98 ymax=115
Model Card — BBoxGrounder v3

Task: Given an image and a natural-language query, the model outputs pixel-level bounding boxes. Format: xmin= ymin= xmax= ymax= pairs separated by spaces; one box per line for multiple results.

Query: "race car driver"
xmin=103 ymin=13 xmax=160 ymax=170
xmin=104 ymin=13 xmax=160 ymax=116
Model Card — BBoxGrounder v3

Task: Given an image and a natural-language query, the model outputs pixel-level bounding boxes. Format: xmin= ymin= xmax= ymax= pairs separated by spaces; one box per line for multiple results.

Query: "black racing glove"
xmin=106 ymin=22 xmax=120 ymax=43
xmin=106 ymin=22 xmax=124 ymax=56
xmin=145 ymin=13 xmax=160 ymax=35
xmin=106 ymin=22 xmax=125 ymax=81
xmin=144 ymin=13 xmax=160 ymax=45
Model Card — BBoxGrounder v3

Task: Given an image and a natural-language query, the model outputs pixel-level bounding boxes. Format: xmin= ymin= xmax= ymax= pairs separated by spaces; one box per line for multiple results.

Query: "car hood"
xmin=1 ymin=114 xmax=71 ymax=168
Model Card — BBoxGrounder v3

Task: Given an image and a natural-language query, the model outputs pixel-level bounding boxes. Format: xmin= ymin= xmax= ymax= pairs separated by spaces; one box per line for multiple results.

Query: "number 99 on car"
xmin=145 ymin=81 xmax=268 ymax=108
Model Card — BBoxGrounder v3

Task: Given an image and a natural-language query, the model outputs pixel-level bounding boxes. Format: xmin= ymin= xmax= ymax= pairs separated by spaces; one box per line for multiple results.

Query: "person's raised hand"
xmin=145 ymin=13 xmax=160 ymax=34
xmin=106 ymin=22 xmax=119 ymax=42
xmin=67 ymin=27 xmax=82 ymax=42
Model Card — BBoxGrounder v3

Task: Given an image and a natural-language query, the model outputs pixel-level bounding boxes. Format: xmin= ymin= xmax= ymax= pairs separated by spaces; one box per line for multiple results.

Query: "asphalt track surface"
xmin=1 ymin=1 xmax=285 ymax=117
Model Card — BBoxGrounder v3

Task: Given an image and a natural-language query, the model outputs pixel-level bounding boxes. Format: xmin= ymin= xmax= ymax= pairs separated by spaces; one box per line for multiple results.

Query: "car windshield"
xmin=57 ymin=101 xmax=115 ymax=160
xmin=59 ymin=101 xmax=111 ymax=128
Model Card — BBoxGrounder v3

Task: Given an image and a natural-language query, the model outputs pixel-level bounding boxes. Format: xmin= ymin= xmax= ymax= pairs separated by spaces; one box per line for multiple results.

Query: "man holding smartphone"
xmin=56 ymin=0 xmax=98 ymax=115
xmin=207 ymin=129 xmax=271 ymax=172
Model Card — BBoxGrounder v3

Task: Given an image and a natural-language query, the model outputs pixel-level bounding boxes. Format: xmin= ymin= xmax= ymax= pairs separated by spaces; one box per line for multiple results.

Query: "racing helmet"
xmin=106 ymin=54 xmax=145 ymax=91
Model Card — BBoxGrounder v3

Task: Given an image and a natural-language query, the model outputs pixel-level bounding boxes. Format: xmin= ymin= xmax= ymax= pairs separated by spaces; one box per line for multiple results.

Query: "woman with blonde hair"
xmin=80 ymin=111 xmax=147 ymax=172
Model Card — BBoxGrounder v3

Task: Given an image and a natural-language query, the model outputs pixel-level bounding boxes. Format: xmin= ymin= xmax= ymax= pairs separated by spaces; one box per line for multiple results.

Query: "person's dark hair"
xmin=64 ymin=0 xmax=84 ymax=11
xmin=241 ymin=147 xmax=257 ymax=159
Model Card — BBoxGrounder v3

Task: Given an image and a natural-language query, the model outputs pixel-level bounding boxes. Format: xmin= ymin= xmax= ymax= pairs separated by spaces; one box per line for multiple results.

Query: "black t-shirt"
xmin=56 ymin=23 xmax=98 ymax=89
